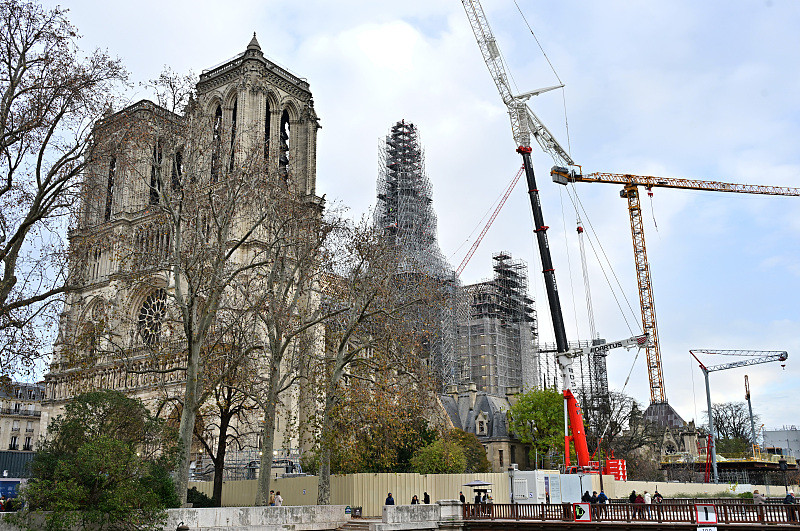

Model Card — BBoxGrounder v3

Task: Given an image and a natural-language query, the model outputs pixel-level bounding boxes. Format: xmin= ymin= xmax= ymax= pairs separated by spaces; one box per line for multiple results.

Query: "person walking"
xmin=597 ymin=490 xmax=609 ymax=518
xmin=423 ymin=492 xmax=430 ymax=504
xmin=784 ymin=490 xmax=796 ymax=522
xmin=459 ymin=491 xmax=465 ymax=504
xmin=634 ymin=493 xmax=645 ymax=519
xmin=385 ymin=493 xmax=395 ymax=506
xmin=269 ymin=490 xmax=275 ymax=506
xmin=590 ymin=491 xmax=599 ymax=520
xmin=754 ymin=489 xmax=766 ymax=522
xmin=274 ymin=491 xmax=283 ymax=507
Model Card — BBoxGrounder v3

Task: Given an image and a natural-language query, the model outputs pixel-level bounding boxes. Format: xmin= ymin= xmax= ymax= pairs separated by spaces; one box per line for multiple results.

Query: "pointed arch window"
xmin=149 ymin=140 xmax=163 ymax=205
xmin=104 ymin=156 xmax=116 ymax=221
xmin=279 ymin=110 xmax=290 ymax=180
xmin=172 ymin=150 xmax=183 ymax=190
xmin=229 ymin=98 xmax=237 ymax=172
xmin=210 ymin=105 xmax=222 ymax=182
xmin=264 ymin=100 xmax=271 ymax=162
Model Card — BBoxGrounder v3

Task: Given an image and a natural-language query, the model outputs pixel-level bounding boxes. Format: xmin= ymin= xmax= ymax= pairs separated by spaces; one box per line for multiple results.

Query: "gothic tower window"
xmin=149 ymin=140 xmax=163 ymax=205
xmin=264 ymin=100 xmax=271 ymax=162
xmin=137 ymin=288 xmax=167 ymax=345
xmin=279 ymin=110 xmax=290 ymax=179
xmin=172 ymin=150 xmax=183 ymax=190
xmin=210 ymin=105 xmax=222 ymax=182
xmin=229 ymin=98 xmax=237 ymax=172
xmin=104 ymin=157 xmax=115 ymax=221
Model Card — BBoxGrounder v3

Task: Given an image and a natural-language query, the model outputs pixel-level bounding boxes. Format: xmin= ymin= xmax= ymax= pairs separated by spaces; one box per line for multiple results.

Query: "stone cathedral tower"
xmin=42 ymin=35 xmax=321 ymax=466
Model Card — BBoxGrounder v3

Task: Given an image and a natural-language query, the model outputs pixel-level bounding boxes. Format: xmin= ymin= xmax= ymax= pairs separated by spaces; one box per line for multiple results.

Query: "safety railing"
xmin=463 ymin=502 xmax=800 ymax=525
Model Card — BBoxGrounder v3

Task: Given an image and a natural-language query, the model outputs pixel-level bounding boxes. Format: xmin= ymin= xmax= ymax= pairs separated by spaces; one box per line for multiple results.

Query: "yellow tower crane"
xmin=550 ymin=167 xmax=800 ymax=407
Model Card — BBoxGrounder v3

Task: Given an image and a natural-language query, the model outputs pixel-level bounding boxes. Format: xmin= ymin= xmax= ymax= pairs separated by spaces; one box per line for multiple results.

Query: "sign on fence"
xmin=695 ymin=504 xmax=717 ymax=525
xmin=573 ymin=503 xmax=592 ymax=522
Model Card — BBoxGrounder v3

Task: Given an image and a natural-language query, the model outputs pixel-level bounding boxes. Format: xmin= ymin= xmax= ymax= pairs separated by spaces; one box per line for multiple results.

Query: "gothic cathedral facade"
xmin=42 ymin=35 xmax=322 ymax=468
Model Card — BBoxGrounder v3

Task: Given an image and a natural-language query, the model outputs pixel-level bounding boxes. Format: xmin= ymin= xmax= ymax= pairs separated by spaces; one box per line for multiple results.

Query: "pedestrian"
xmin=754 ymin=489 xmax=766 ymax=522
xmin=460 ymin=491 xmax=466 ymax=504
xmin=474 ymin=492 xmax=481 ymax=505
xmin=590 ymin=491 xmax=599 ymax=520
xmin=274 ymin=491 xmax=283 ymax=507
xmin=629 ymin=490 xmax=637 ymax=504
xmin=634 ymin=493 xmax=645 ymax=519
xmin=644 ymin=491 xmax=651 ymax=518
xmin=423 ymin=492 xmax=430 ymax=504
xmin=269 ymin=490 xmax=275 ymax=506
xmin=784 ymin=490 xmax=796 ymax=522
xmin=598 ymin=490 xmax=609 ymax=518
xmin=411 ymin=495 xmax=419 ymax=504
xmin=582 ymin=491 xmax=591 ymax=503
xmin=385 ymin=493 xmax=395 ymax=505
xmin=653 ymin=491 xmax=663 ymax=504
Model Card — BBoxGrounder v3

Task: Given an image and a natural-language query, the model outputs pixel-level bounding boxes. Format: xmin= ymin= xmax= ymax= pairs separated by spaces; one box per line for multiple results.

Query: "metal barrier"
xmin=463 ymin=503 xmax=800 ymax=525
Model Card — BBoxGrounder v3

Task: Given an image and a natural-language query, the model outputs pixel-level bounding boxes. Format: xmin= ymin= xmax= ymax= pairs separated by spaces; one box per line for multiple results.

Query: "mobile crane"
xmin=461 ymin=0 xmax=654 ymax=470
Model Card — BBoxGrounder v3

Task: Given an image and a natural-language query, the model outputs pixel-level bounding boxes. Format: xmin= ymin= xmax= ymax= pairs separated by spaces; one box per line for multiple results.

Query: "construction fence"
xmin=190 ymin=472 xmax=507 ymax=517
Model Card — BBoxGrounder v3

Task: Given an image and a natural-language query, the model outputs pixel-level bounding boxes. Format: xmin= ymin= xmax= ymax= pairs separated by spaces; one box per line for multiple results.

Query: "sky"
xmin=50 ymin=0 xmax=800 ymax=431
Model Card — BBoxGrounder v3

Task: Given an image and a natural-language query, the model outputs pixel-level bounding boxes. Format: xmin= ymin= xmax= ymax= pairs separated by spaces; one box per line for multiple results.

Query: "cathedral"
xmin=41 ymin=35 xmax=322 ymax=468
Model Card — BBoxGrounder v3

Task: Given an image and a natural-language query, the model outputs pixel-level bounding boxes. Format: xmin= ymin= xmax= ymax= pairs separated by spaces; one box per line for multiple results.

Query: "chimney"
xmin=445 ymin=384 xmax=458 ymax=400
xmin=467 ymin=382 xmax=477 ymax=411
xmin=505 ymin=386 xmax=520 ymax=406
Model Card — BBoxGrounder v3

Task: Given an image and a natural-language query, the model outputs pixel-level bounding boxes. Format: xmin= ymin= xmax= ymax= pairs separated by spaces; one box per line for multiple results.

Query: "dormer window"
xmin=478 ymin=420 xmax=486 ymax=435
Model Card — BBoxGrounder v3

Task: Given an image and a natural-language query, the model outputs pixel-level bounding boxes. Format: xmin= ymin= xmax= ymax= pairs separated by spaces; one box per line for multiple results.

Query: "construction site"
xmin=364 ymin=0 xmax=800 ymax=486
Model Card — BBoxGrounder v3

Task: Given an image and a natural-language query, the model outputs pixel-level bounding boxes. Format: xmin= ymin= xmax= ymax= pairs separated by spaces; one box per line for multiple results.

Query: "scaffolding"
xmin=537 ymin=338 xmax=610 ymax=431
xmin=457 ymin=253 xmax=538 ymax=396
xmin=375 ymin=120 xmax=465 ymax=388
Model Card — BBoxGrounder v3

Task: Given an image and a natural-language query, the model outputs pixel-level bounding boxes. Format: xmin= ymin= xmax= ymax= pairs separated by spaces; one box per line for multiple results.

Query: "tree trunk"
xmin=316 ymin=389 xmax=337 ymax=505
xmin=176 ymin=344 xmax=201 ymax=506
xmin=212 ymin=414 xmax=231 ymax=507
xmin=255 ymin=363 xmax=281 ymax=505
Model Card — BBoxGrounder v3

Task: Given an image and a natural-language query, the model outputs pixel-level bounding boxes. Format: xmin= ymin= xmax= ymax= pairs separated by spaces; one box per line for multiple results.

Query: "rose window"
xmin=138 ymin=289 xmax=167 ymax=345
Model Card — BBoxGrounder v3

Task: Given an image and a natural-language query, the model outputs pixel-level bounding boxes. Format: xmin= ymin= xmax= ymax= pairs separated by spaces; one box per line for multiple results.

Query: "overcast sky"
xmin=51 ymin=0 xmax=800 ymax=431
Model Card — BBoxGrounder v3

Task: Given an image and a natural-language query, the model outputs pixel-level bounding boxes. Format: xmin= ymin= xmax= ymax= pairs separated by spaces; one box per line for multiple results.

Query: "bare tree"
xmin=0 ymin=0 xmax=125 ymax=377
xmin=704 ymin=401 xmax=759 ymax=443
xmin=310 ymin=227 xmax=446 ymax=504
xmin=589 ymin=390 xmax=663 ymax=461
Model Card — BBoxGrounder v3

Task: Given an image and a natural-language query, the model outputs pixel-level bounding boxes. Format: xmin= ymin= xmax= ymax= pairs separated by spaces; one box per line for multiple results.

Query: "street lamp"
xmin=779 ymin=458 xmax=788 ymax=494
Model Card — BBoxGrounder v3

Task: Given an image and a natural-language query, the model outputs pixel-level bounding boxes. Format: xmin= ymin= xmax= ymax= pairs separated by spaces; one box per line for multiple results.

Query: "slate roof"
xmin=439 ymin=391 xmax=513 ymax=439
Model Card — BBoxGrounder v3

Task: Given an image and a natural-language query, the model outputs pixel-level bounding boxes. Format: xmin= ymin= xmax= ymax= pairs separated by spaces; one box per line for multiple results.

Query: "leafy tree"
xmin=509 ymin=388 xmax=563 ymax=465
xmin=411 ymin=439 xmax=467 ymax=474
xmin=448 ymin=428 xmax=490 ymax=473
xmin=19 ymin=390 xmax=180 ymax=531
xmin=0 ymin=0 xmax=126 ymax=378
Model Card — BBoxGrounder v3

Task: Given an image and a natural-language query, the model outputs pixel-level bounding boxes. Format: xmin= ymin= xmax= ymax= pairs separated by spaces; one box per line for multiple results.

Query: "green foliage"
xmin=18 ymin=391 xmax=181 ymax=530
xmin=716 ymin=436 xmax=751 ymax=458
xmin=187 ymin=487 xmax=215 ymax=508
xmin=448 ymin=429 xmax=490 ymax=473
xmin=410 ymin=438 xmax=467 ymax=474
xmin=509 ymin=388 xmax=563 ymax=461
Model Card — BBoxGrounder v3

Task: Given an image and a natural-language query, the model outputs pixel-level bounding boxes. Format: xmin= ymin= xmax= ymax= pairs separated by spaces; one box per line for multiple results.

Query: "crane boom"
xmin=690 ymin=349 xmax=788 ymax=372
xmin=553 ymin=170 xmax=800 ymax=196
xmin=460 ymin=0 xmax=575 ymax=166
xmin=552 ymin=166 xmax=800 ymax=405
xmin=455 ymin=167 xmax=523 ymax=276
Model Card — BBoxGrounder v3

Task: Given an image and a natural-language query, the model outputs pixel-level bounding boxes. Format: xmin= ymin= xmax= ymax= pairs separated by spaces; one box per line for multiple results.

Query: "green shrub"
xmin=187 ymin=487 xmax=215 ymax=508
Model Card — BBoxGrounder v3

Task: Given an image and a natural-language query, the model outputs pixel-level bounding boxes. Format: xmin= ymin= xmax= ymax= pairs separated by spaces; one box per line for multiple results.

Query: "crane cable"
xmin=512 ymin=0 xmax=572 ymax=158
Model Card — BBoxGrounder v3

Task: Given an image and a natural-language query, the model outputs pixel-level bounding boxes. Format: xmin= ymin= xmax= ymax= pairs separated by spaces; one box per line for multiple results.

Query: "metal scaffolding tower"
xmin=458 ymin=253 xmax=538 ymax=396
xmin=375 ymin=120 xmax=465 ymax=388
